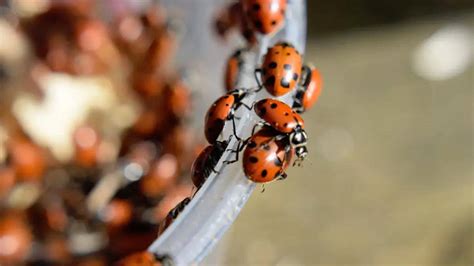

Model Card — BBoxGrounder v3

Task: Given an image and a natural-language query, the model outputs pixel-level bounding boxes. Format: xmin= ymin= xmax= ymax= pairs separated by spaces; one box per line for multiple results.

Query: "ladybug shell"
xmin=140 ymin=154 xmax=178 ymax=198
xmin=115 ymin=251 xmax=161 ymax=266
xmin=301 ymin=67 xmax=323 ymax=111
xmin=8 ymin=138 xmax=46 ymax=182
xmin=191 ymin=145 xmax=213 ymax=188
xmin=255 ymin=99 xmax=304 ymax=133
xmin=204 ymin=95 xmax=235 ymax=144
xmin=0 ymin=214 xmax=32 ymax=263
xmin=242 ymin=0 xmax=287 ymax=34
xmin=158 ymin=197 xmax=191 ymax=236
xmin=73 ymin=126 xmax=100 ymax=168
xmin=261 ymin=42 xmax=302 ymax=96
xmin=243 ymin=127 xmax=293 ymax=183
xmin=225 ymin=50 xmax=244 ymax=92
xmin=191 ymin=142 xmax=227 ymax=188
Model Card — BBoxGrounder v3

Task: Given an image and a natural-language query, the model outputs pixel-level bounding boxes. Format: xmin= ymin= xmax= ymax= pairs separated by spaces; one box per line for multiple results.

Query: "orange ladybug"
xmin=241 ymin=0 xmax=287 ymax=34
xmin=140 ymin=154 xmax=179 ymax=198
xmin=293 ymin=65 xmax=323 ymax=113
xmin=115 ymin=251 xmax=162 ymax=266
xmin=100 ymin=199 xmax=133 ymax=229
xmin=224 ymin=49 xmax=246 ymax=92
xmin=257 ymin=42 xmax=302 ymax=96
xmin=0 ymin=214 xmax=32 ymax=263
xmin=191 ymin=141 xmax=227 ymax=188
xmin=73 ymin=126 xmax=101 ymax=168
xmin=243 ymin=126 xmax=293 ymax=183
xmin=8 ymin=138 xmax=46 ymax=182
xmin=158 ymin=197 xmax=191 ymax=236
xmin=254 ymin=99 xmax=308 ymax=162
xmin=204 ymin=89 xmax=250 ymax=144
xmin=0 ymin=167 xmax=15 ymax=198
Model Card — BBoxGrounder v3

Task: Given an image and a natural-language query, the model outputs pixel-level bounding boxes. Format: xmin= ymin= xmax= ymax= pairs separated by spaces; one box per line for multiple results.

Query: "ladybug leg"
xmin=230 ymin=115 xmax=242 ymax=141
xmin=277 ymin=172 xmax=288 ymax=181
xmin=240 ymin=102 xmax=254 ymax=110
xmin=251 ymin=121 xmax=265 ymax=136
xmin=254 ymin=69 xmax=263 ymax=92
xmin=223 ymin=139 xmax=245 ymax=164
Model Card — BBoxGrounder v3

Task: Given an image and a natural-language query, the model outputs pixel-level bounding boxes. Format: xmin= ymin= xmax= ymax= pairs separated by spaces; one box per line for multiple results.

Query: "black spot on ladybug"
xmin=252 ymin=3 xmax=261 ymax=11
xmin=286 ymin=52 xmax=291 ymax=56
xmin=293 ymin=73 xmax=299 ymax=81
xmin=270 ymin=103 xmax=278 ymax=109
xmin=280 ymin=78 xmax=290 ymax=88
xmin=261 ymin=169 xmax=268 ymax=177
xmin=269 ymin=62 xmax=277 ymax=69
xmin=275 ymin=51 xmax=280 ymax=55
xmin=249 ymin=156 xmax=258 ymax=163
xmin=283 ymin=64 xmax=291 ymax=70
xmin=258 ymin=107 xmax=266 ymax=116
xmin=248 ymin=141 xmax=257 ymax=148
xmin=284 ymin=112 xmax=289 ymax=116
xmin=265 ymin=76 xmax=276 ymax=87
xmin=284 ymin=123 xmax=288 ymax=127
xmin=254 ymin=20 xmax=263 ymax=30
xmin=271 ymin=20 xmax=277 ymax=26
xmin=225 ymin=103 xmax=230 ymax=106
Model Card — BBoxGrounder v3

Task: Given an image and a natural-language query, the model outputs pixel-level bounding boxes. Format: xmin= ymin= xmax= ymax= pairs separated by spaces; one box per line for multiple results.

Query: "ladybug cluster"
xmin=0 ymin=2 xmax=204 ymax=265
xmin=141 ymin=0 xmax=324 ymax=255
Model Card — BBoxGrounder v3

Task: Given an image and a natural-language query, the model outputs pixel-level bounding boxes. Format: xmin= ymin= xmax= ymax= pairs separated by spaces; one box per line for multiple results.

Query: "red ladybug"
xmin=243 ymin=126 xmax=293 ymax=183
xmin=241 ymin=0 xmax=287 ymax=35
xmin=191 ymin=141 xmax=228 ymax=189
xmin=214 ymin=2 xmax=242 ymax=37
xmin=204 ymin=89 xmax=251 ymax=144
xmin=158 ymin=197 xmax=191 ymax=236
xmin=254 ymin=99 xmax=308 ymax=162
xmin=224 ymin=49 xmax=247 ymax=92
xmin=256 ymin=42 xmax=302 ymax=96
xmin=293 ymin=65 xmax=323 ymax=113
xmin=115 ymin=251 xmax=162 ymax=266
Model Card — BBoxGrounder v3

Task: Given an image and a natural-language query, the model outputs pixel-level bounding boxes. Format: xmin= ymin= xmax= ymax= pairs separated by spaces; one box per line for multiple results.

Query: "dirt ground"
xmin=211 ymin=13 xmax=473 ymax=266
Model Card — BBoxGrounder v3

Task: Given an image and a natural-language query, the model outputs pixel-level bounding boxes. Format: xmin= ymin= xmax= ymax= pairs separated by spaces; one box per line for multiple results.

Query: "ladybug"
xmin=256 ymin=42 xmax=303 ymax=96
xmin=158 ymin=197 xmax=191 ymax=236
xmin=140 ymin=154 xmax=179 ymax=198
xmin=0 ymin=214 xmax=32 ymax=263
xmin=254 ymin=99 xmax=308 ymax=162
xmin=224 ymin=49 xmax=246 ymax=92
xmin=204 ymin=89 xmax=251 ymax=144
xmin=214 ymin=2 xmax=241 ymax=38
xmin=241 ymin=0 xmax=287 ymax=35
xmin=73 ymin=126 xmax=101 ymax=168
xmin=243 ymin=126 xmax=293 ymax=183
xmin=115 ymin=251 xmax=163 ymax=266
xmin=293 ymin=65 xmax=323 ymax=113
xmin=191 ymin=141 xmax=228 ymax=188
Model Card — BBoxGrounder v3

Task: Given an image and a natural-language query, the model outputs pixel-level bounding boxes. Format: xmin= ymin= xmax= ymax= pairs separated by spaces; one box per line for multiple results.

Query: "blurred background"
xmin=221 ymin=1 xmax=474 ymax=265
xmin=0 ymin=0 xmax=472 ymax=265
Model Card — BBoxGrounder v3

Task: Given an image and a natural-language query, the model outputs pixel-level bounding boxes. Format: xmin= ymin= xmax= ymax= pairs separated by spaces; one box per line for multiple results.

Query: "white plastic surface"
xmin=148 ymin=1 xmax=307 ymax=265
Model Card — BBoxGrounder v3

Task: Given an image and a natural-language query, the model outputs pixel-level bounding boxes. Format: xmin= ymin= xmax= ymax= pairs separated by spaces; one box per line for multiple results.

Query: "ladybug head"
xmin=295 ymin=146 xmax=308 ymax=160
xmin=289 ymin=128 xmax=307 ymax=147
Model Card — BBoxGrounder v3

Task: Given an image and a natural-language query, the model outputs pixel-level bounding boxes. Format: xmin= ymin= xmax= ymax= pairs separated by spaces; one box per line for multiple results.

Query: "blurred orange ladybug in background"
xmin=241 ymin=0 xmax=287 ymax=34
